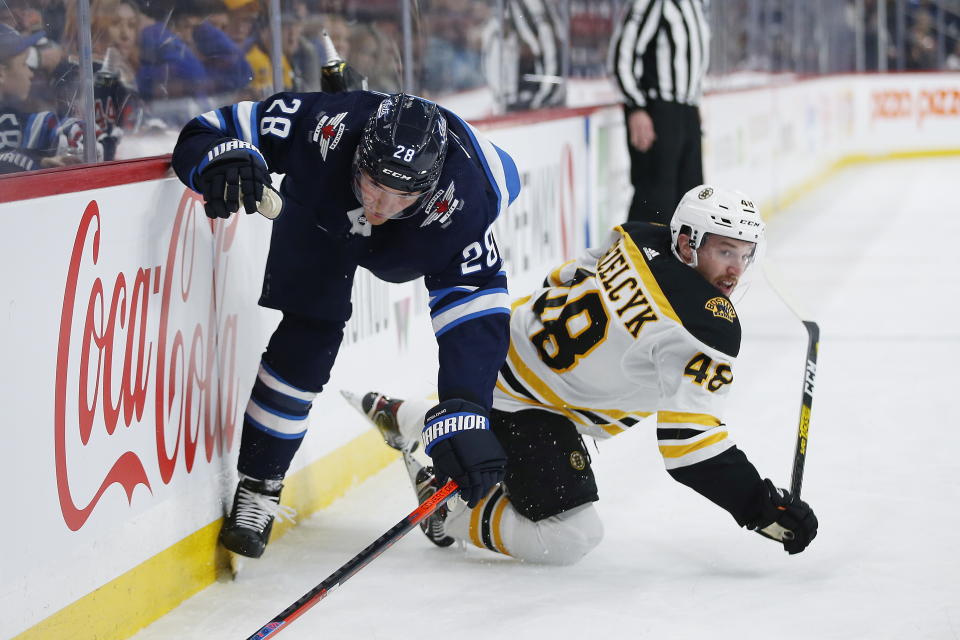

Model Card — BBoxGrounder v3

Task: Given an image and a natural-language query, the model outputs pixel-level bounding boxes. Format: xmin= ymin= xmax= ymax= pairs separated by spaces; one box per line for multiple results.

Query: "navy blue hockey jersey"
xmin=0 ymin=107 xmax=59 ymax=173
xmin=171 ymin=90 xmax=521 ymax=410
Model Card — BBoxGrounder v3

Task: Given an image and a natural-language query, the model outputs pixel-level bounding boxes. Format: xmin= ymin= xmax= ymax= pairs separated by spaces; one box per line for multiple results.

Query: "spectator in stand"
xmin=2 ymin=0 xmax=65 ymax=43
xmin=0 ymin=23 xmax=75 ymax=173
xmin=138 ymin=0 xmax=252 ymax=123
xmin=245 ymin=16 xmax=288 ymax=96
xmin=946 ymin=39 xmax=960 ymax=70
xmin=906 ymin=9 xmax=938 ymax=69
xmin=2 ymin=0 xmax=64 ymax=112
xmin=220 ymin=0 xmax=260 ymax=50
xmin=283 ymin=12 xmax=321 ymax=91
xmin=421 ymin=2 xmax=486 ymax=97
xmin=347 ymin=22 xmax=401 ymax=92
xmin=245 ymin=12 xmax=322 ymax=95
xmin=55 ymin=0 xmax=145 ymax=161
xmin=310 ymin=12 xmax=350 ymax=63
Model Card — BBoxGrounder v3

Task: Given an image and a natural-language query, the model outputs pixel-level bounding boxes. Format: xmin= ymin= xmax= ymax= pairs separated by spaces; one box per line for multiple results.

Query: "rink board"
xmin=3 ymin=72 xmax=960 ymax=639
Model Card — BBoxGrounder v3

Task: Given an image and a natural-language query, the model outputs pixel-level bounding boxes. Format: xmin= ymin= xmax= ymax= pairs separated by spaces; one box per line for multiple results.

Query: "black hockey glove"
xmin=421 ymin=399 xmax=507 ymax=508
xmin=196 ymin=140 xmax=272 ymax=219
xmin=750 ymin=479 xmax=818 ymax=555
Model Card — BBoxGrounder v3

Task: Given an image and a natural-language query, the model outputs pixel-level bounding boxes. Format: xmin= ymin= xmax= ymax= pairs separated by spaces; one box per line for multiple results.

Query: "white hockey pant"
xmin=396 ymin=398 xmax=604 ymax=566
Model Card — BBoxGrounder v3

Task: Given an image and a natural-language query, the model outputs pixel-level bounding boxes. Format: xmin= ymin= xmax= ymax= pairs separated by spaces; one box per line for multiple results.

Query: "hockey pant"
xmin=397 ymin=399 xmax=604 ymax=566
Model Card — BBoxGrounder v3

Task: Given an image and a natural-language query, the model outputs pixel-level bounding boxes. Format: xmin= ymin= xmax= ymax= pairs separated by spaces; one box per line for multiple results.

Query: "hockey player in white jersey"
xmin=345 ymin=184 xmax=818 ymax=564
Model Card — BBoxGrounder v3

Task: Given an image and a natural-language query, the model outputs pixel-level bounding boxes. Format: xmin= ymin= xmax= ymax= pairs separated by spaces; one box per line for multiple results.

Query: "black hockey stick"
xmin=763 ymin=264 xmax=820 ymax=498
xmin=790 ymin=320 xmax=819 ymax=497
xmin=245 ymin=479 xmax=459 ymax=639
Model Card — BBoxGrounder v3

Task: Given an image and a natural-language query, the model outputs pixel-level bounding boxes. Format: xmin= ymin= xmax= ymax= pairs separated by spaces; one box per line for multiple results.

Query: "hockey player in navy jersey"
xmin=347 ymin=185 xmax=818 ymax=564
xmin=0 ymin=24 xmax=66 ymax=174
xmin=172 ymin=90 xmax=520 ymax=558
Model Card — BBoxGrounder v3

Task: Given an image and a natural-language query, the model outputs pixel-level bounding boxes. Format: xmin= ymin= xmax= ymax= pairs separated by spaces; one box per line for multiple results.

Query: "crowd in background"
xmin=1 ymin=0 xmax=957 ymax=174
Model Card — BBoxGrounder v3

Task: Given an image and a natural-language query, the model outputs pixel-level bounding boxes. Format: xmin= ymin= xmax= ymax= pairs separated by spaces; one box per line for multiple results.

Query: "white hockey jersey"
xmin=494 ymin=222 xmax=743 ymax=475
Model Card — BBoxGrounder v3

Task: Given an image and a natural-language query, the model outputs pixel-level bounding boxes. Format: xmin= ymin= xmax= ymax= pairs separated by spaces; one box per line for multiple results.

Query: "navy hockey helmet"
xmin=355 ymin=93 xmax=449 ymax=194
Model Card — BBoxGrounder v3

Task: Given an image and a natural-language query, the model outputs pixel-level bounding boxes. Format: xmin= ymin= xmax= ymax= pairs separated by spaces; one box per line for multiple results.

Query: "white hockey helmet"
xmin=669 ymin=185 xmax=765 ymax=266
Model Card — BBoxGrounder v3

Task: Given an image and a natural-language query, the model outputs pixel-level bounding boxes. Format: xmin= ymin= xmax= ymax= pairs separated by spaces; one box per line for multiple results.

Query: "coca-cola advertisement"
xmin=54 ymin=189 xmax=242 ymax=531
xmin=2 ymin=179 xmax=281 ymax=636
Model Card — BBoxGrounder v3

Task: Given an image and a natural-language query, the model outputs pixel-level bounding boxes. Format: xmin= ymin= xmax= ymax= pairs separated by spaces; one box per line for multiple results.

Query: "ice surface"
xmin=132 ymin=158 xmax=960 ymax=640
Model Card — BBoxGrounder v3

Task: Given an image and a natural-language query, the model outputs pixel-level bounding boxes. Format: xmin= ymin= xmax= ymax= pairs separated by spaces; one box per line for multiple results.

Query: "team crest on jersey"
xmin=420 ymin=180 xmax=463 ymax=228
xmin=311 ymin=111 xmax=348 ymax=160
xmin=705 ymin=296 xmax=737 ymax=322
xmin=569 ymin=451 xmax=587 ymax=471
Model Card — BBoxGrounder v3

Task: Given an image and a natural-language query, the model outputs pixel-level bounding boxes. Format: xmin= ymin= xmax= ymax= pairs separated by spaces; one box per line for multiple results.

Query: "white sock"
xmin=396 ymin=398 xmax=435 ymax=446
xmin=444 ymin=490 xmax=604 ymax=566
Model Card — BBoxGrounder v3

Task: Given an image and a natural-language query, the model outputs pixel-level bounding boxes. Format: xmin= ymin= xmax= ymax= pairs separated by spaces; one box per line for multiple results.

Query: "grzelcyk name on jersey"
xmin=596 ymin=240 xmax=659 ymax=338
xmin=420 ymin=180 xmax=463 ymax=228
xmin=311 ymin=111 xmax=348 ymax=160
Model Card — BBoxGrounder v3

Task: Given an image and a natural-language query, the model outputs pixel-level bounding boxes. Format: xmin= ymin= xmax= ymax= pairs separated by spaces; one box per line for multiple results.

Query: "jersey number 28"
xmin=260 ymin=98 xmax=302 ymax=139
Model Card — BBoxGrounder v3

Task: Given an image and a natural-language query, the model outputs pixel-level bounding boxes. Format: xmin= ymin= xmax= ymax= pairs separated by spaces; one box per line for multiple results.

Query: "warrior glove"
xmin=196 ymin=140 xmax=274 ymax=219
xmin=421 ymin=399 xmax=506 ymax=508
xmin=750 ymin=478 xmax=818 ymax=555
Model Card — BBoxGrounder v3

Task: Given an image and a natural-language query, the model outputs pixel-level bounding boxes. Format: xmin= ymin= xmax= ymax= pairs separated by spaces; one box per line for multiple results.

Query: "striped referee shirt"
xmin=611 ymin=0 xmax=710 ymax=108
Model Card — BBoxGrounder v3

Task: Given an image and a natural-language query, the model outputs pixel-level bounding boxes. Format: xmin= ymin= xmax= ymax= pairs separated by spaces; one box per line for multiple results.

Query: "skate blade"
xmin=228 ymin=551 xmax=246 ymax=579
xmin=402 ymin=451 xmax=424 ymax=488
xmin=339 ymin=389 xmax=366 ymax=416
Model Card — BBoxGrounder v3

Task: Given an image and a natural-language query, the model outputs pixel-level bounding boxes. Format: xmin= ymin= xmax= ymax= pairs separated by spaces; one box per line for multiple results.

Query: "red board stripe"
xmin=0 ymin=155 xmax=173 ymax=203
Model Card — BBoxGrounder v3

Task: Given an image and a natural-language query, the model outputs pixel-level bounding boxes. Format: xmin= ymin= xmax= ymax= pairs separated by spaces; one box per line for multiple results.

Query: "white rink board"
xmin=701 ymin=73 xmax=960 ymax=206
xmin=3 ymin=72 xmax=960 ymax=638
xmin=0 ymin=117 xmax=596 ymax=638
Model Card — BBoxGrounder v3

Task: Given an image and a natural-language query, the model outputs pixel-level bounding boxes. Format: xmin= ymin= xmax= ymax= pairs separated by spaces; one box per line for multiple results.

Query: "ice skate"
xmin=408 ymin=456 xmax=456 ymax=547
xmin=340 ymin=390 xmax=418 ymax=453
xmin=220 ymin=476 xmax=296 ymax=560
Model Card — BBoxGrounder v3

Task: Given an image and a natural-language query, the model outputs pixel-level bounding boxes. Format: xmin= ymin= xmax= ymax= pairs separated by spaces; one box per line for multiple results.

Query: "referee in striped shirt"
xmin=610 ymin=0 xmax=710 ymax=223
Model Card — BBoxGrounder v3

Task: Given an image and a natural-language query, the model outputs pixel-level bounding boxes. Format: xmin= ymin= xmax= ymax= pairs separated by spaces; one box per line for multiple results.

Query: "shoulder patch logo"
xmin=569 ymin=451 xmax=587 ymax=471
xmin=698 ymin=187 xmax=714 ymax=200
xmin=705 ymin=296 xmax=737 ymax=322
xmin=420 ymin=180 xmax=464 ymax=228
xmin=311 ymin=111 xmax=348 ymax=160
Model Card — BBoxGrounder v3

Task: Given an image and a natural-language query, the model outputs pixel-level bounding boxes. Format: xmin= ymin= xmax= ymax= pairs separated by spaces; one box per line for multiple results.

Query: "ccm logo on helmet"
xmin=739 ymin=219 xmax=761 ymax=226
xmin=381 ymin=168 xmax=412 ymax=180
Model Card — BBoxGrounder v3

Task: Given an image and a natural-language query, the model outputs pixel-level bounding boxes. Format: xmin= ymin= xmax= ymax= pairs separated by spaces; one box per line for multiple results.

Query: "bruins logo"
xmin=705 ymin=296 xmax=737 ymax=322
xmin=698 ymin=187 xmax=714 ymax=200
xmin=569 ymin=451 xmax=587 ymax=471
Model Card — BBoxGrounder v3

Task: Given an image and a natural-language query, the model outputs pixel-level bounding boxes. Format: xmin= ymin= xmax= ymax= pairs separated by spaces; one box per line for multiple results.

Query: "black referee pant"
xmin=624 ymin=100 xmax=703 ymax=224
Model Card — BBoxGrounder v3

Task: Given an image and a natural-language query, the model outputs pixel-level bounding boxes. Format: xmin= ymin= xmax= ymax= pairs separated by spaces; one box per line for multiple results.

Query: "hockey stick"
xmin=762 ymin=264 xmax=819 ymax=497
xmin=790 ymin=320 xmax=819 ymax=497
xmin=245 ymin=479 xmax=459 ymax=639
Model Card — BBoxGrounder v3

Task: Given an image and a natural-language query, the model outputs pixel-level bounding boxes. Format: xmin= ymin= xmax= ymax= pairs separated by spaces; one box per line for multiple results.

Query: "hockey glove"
xmin=421 ymin=399 xmax=507 ymax=508
xmin=195 ymin=140 xmax=275 ymax=219
xmin=750 ymin=478 xmax=818 ymax=555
